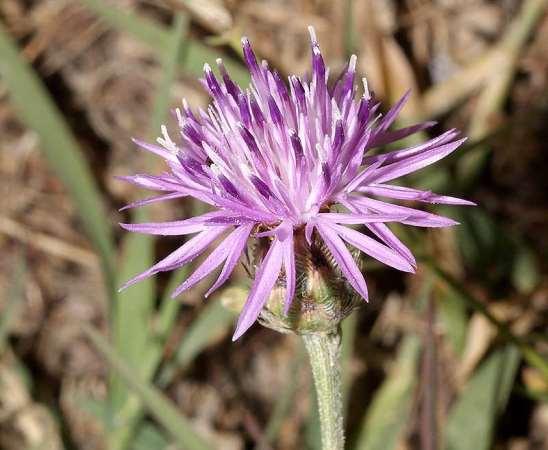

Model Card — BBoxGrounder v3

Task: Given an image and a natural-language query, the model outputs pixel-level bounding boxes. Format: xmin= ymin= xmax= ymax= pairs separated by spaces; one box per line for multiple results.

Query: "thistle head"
xmin=119 ymin=27 xmax=475 ymax=340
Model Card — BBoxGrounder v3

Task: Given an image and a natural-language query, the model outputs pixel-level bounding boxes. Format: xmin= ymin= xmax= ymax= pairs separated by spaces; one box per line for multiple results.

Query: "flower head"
xmin=119 ymin=27 xmax=474 ymax=340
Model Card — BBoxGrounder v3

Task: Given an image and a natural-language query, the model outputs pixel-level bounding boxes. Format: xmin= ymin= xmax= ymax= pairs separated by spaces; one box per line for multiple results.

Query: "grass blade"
xmin=353 ymin=335 xmax=421 ymax=450
xmin=108 ymin=14 xmax=187 ymax=449
xmin=157 ymin=299 xmax=235 ymax=387
xmin=79 ymin=0 xmax=169 ymax=47
xmin=0 ymin=23 xmax=116 ymax=294
xmin=79 ymin=0 xmax=250 ymax=85
xmin=84 ymin=325 xmax=213 ymax=450
xmin=444 ymin=345 xmax=520 ymax=450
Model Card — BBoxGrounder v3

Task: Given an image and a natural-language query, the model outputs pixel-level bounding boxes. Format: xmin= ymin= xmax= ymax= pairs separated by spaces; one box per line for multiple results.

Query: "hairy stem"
xmin=302 ymin=329 xmax=344 ymax=450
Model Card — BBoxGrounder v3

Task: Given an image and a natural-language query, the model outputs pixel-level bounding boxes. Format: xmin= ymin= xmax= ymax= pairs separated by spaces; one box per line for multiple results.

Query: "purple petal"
xmin=119 ymin=192 xmax=187 ymax=211
xmin=116 ymin=174 xmax=187 ymax=192
xmin=290 ymin=76 xmax=307 ymax=113
xmin=317 ymin=212 xmax=409 ymax=224
xmin=119 ymin=211 xmax=229 ymax=236
xmin=368 ymin=138 xmax=466 ymax=184
xmin=232 ymin=237 xmax=284 ymax=340
xmin=364 ymin=129 xmax=460 ymax=166
xmin=347 ymin=196 xmax=459 ymax=228
xmin=241 ymin=37 xmax=262 ymax=81
xmin=361 ymin=184 xmax=476 ymax=205
xmin=249 ymin=97 xmax=266 ymax=128
xmin=131 ymin=138 xmax=178 ymax=162
xmin=268 ymin=96 xmax=283 ymax=126
xmin=325 ymin=222 xmax=415 ymax=273
xmin=206 ymin=224 xmax=254 ymax=297
xmin=120 ymin=226 xmax=228 ymax=290
xmin=366 ymin=222 xmax=416 ymax=267
xmin=171 ymin=224 xmax=253 ymax=297
xmin=217 ymin=58 xmax=240 ymax=99
xmin=345 ymin=158 xmax=386 ymax=193
xmin=316 ymin=222 xmax=368 ymax=301
xmin=203 ymin=63 xmax=223 ymax=100
xmin=370 ymin=121 xmax=436 ymax=147
xmin=182 ymin=123 xmax=203 ymax=147
xmin=282 ymin=231 xmax=296 ymax=314
xmin=375 ymin=90 xmax=411 ymax=134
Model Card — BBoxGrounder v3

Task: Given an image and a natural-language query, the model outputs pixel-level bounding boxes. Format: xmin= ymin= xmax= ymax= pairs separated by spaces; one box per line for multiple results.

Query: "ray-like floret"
xmin=119 ymin=27 xmax=473 ymax=339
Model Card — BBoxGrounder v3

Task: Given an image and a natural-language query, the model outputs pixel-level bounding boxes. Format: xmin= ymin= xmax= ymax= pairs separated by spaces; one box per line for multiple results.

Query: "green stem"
xmin=302 ymin=329 xmax=345 ymax=450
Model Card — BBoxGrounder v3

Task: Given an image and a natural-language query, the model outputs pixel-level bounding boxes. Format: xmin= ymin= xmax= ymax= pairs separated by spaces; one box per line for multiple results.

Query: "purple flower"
xmin=119 ymin=27 xmax=474 ymax=340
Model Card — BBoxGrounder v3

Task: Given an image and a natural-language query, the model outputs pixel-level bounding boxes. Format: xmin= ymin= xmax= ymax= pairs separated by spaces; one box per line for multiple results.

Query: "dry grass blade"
xmin=0 ymin=256 xmax=25 ymax=353
xmin=426 ymin=261 xmax=548 ymax=380
xmin=421 ymin=0 xmax=547 ymax=120
xmin=0 ymin=216 xmax=97 ymax=269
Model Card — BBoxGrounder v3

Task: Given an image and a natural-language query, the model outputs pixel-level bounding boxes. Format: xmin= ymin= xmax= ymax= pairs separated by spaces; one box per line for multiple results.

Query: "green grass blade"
xmin=437 ymin=288 xmax=468 ymax=356
xmin=147 ymin=16 xmax=188 ymax=136
xmin=353 ymin=335 xmax=421 ymax=450
xmin=79 ymin=0 xmax=169 ymax=47
xmin=444 ymin=345 xmax=520 ymax=450
xmin=132 ymin=423 xmax=170 ymax=450
xmin=108 ymin=15 xmax=187 ymax=449
xmin=157 ymin=299 xmax=235 ymax=387
xmin=109 ymin=209 xmax=156 ymax=446
xmin=85 ymin=326 xmax=212 ymax=450
xmin=79 ymin=0 xmax=250 ymax=86
xmin=0 ymin=23 xmax=116 ymax=294
xmin=153 ymin=268 xmax=189 ymax=345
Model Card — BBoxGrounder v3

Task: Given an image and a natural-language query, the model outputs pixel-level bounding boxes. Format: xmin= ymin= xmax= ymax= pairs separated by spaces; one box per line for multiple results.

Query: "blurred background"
xmin=1 ymin=0 xmax=547 ymax=449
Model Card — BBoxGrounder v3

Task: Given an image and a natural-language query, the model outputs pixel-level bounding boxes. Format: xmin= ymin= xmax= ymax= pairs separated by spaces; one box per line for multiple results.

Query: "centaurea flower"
xmin=119 ymin=27 xmax=474 ymax=341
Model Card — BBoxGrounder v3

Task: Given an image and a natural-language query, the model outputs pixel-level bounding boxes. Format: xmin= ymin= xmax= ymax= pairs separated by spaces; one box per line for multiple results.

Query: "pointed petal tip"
xmin=349 ymin=54 xmax=357 ymax=68
xmin=241 ymin=36 xmax=250 ymax=45
xmin=118 ymin=280 xmax=133 ymax=292
xmin=231 ymin=325 xmax=247 ymax=341
xmin=402 ymin=264 xmax=417 ymax=274
xmin=307 ymin=25 xmax=317 ymax=43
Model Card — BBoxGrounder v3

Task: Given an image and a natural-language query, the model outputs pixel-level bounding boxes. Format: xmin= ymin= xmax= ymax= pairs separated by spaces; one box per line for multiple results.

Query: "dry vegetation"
xmin=0 ymin=1 xmax=547 ymax=449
